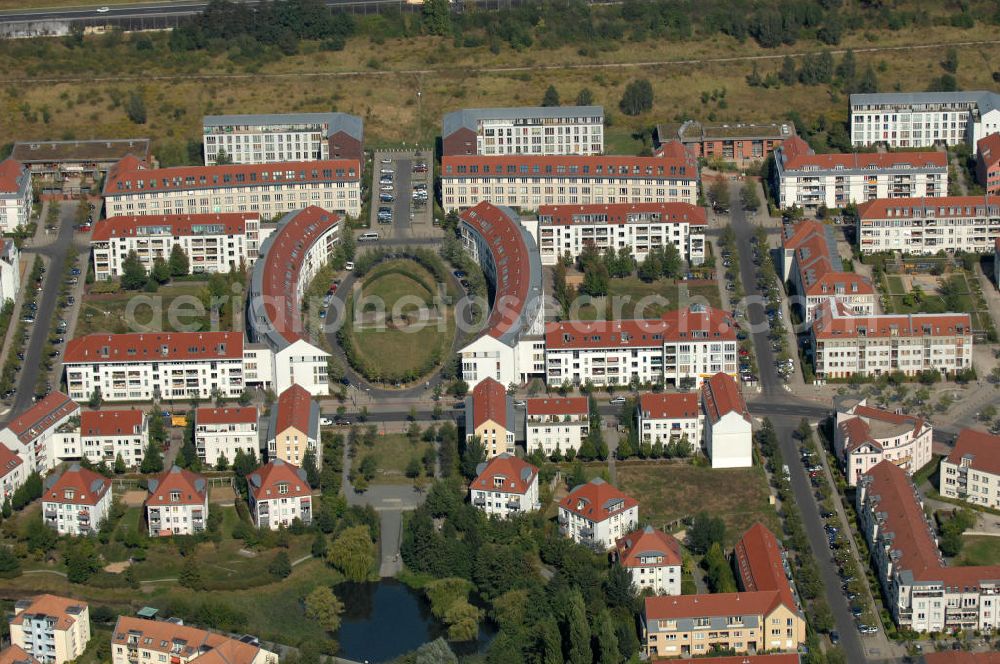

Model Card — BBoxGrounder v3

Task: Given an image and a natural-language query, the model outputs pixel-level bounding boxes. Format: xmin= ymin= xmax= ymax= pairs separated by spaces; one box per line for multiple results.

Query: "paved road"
xmin=0 ymin=0 xmax=373 ymax=23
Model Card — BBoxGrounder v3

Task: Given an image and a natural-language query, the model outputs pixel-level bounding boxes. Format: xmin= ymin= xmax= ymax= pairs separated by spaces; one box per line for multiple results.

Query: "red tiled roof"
xmin=779 ymin=135 xmax=945 ymax=171
xmin=112 ymin=616 xmax=263 ymax=662
xmin=811 ymin=301 xmax=971 ymax=340
xmin=470 ymin=454 xmax=538 ymax=496
xmin=978 ymin=133 xmax=1000 ymax=168
xmin=195 ymin=406 xmax=258 ymax=426
xmin=442 ymin=153 xmax=696 ymax=180
xmin=44 ymin=466 xmax=111 ymax=506
xmin=0 ymin=443 xmax=22 ymax=479
xmin=843 ymin=404 xmax=925 ymax=452
xmin=545 ymin=306 xmax=735 ymax=350
xmin=559 ymin=478 xmax=638 ymax=523
xmin=147 ymin=466 xmax=207 ymax=506
xmin=857 ymin=194 xmax=1000 ymax=220
xmin=654 ymin=655 xmax=801 ymax=664
xmin=702 ymin=372 xmax=750 ymax=424
xmin=0 ymin=158 xmax=26 ymax=193
xmin=783 ymin=221 xmax=874 ymax=298
xmin=471 ymin=377 xmax=509 ymax=429
xmin=64 ymin=332 xmax=243 ymax=364
xmin=256 ymin=205 xmax=340 ymax=345
xmin=638 ymin=392 xmax=700 ymax=420
xmin=4 ymin=391 xmax=78 ymax=445
xmin=734 ymin=523 xmax=798 ymax=615
xmin=248 ymin=460 xmax=311 ymax=501
xmin=91 ymin=212 xmax=255 ymax=242
xmin=525 ymin=396 xmax=588 ymax=417
xmin=925 ymin=653 xmax=1000 ymax=664
xmin=0 ymin=644 xmax=39 ymax=664
xmin=945 ymin=429 xmax=1000 ymax=476
xmin=80 ymin=409 xmax=143 ymax=438
xmin=10 ymin=594 xmax=86 ymax=631
xmin=538 ymin=202 xmax=706 ymax=227
xmin=274 ymin=384 xmax=314 ymax=435
xmin=644 ymin=590 xmax=792 ymax=621
xmin=654 ymin=139 xmax=689 ymax=160
xmin=615 ymin=526 xmax=682 ymax=568
xmin=104 ymin=156 xmax=360 ymax=196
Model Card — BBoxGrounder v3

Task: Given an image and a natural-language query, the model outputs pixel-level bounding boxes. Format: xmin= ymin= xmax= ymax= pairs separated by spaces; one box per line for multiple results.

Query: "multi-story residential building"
xmin=457 ymin=203 xmax=545 ymax=390
xmin=849 ymin=91 xmax=1000 ymax=152
xmin=90 ymin=213 xmax=260 ymax=281
xmin=536 ymin=202 xmax=706 ymax=266
xmin=940 ymin=429 xmax=1000 ymax=510
xmin=63 ymin=332 xmax=246 ymax=402
xmin=103 ymin=155 xmax=362 ymax=220
xmin=781 ymin=221 xmax=876 ymax=323
xmin=545 ymin=305 xmax=738 ymax=389
xmin=636 ymin=392 xmax=702 ymax=448
xmin=558 ymin=478 xmax=639 ymax=550
xmin=702 ymin=371 xmax=753 ymax=469
xmin=834 ymin=398 xmax=932 ymax=486
xmin=0 ymin=239 xmax=21 ymax=305
xmin=857 ymin=461 xmax=1000 ymax=633
xmin=469 ymin=453 xmax=539 ymax=518
xmin=202 ymin=112 xmax=363 ymax=164
xmin=857 ymin=195 xmax=1000 ymax=255
xmin=111 ymin=615 xmax=278 ymax=664
xmin=0 ymin=158 xmax=31 ymax=233
xmin=440 ymin=153 xmax=698 ymax=212
xmin=266 ymin=384 xmax=321 ymax=468
xmin=0 ymin=644 xmax=39 ymax=664
xmin=658 ymin=657 xmax=802 ymax=664
xmin=524 ymin=397 xmax=589 ymax=457
xmin=0 ymin=444 xmax=25 ymax=502
xmin=247 ymin=460 xmax=312 ymax=529
xmin=976 ymin=132 xmax=1000 ymax=195
xmin=11 ymin=138 xmax=151 ymax=181
xmin=9 ymin=595 xmax=90 ymax=664
xmin=146 ymin=466 xmax=208 ymax=537
xmin=614 ymin=526 xmax=683 ymax=596
xmin=247 ymin=205 xmax=337 ymax=396
xmin=811 ymin=301 xmax=973 ymax=380
xmin=442 ymin=106 xmax=604 ymax=156
xmin=79 ymin=409 xmax=147 ymax=470
xmin=464 ymin=377 xmax=515 ymax=458
xmin=194 ymin=407 xmax=259 ymax=467
xmin=773 ymin=136 xmax=946 ymax=210
xmin=656 ymin=120 xmax=796 ymax=167
xmin=41 ymin=465 xmax=112 ymax=536
xmin=0 ymin=392 xmax=80 ymax=474
xmin=735 ymin=523 xmax=799 ymax=608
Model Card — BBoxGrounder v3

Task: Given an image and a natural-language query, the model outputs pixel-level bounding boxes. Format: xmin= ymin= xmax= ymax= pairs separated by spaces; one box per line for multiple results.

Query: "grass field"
xmin=615 ymin=461 xmax=779 ymax=546
xmin=955 ymin=536 xmax=1000 ymax=567
xmin=75 ymin=281 xmax=234 ymax=336
xmin=571 ymin=277 xmax=721 ymax=320
xmin=366 ymin=432 xmax=433 ymax=483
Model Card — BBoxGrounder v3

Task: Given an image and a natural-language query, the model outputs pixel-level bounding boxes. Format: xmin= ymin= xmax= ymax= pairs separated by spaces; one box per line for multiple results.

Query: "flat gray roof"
xmin=11 ymin=138 xmax=151 ymax=164
xmin=203 ymin=112 xmax=363 ymax=141
xmin=850 ymin=91 xmax=1000 ymax=109
xmin=443 ymin=105 xmax=604 ymax=137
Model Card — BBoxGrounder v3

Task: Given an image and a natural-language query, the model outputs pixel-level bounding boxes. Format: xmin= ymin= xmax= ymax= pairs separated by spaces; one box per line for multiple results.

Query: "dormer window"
xmin=64 ymin=489 xmax=75 ymax=500
xmin=278 ymin=482 xmax=289 ymax=495
xmin=170 ymin=491 xmax=180 ymax=502
xmin=493 ymin=477 xmax=505 ymax=488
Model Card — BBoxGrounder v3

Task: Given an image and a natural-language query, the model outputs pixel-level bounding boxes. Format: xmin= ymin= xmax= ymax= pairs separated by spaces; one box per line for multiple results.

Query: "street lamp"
xmin=416 ymin=89 xmax=422 ymax=147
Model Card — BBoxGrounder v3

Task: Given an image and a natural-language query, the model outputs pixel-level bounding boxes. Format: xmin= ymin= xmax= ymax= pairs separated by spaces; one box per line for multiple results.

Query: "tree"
xmin=563 ymin=589 xmax=592 ymax=664
xmin=542 ymin=85 xmax=561 ymax=107
xmin=422 ymin=0 xmax=451 ymax=36
xmin=311 ymin=532 xmax=328 ymax=559
xmin=327 ymin=525 xmax=376 ymax=581
xmin=856 ymin=65 xmax=879 ymax=94
xmin=150 ymin=256 xmax=171 ymax=285
xmin=65 ymin=540 xmax=101 ymax=583
xmin=689 ymin=512 xmax=726 ymax=555
xmin=708 ymin=180 xmax=731 ymax=211
xmin=125 ymin=91 xmax=147 ymax=124
xmin=836 ymin=49 xmax=857 ymax=85
xmin=460 ymin=436 xmax=486 ymax=480
xmin=0 ymin=546 xmax=21 ymax=578
xmin=302 ymin=449 xmax=320 ymax=487
xmin=415 ymin=639 xmax=458 ymax=664
xmin=268 ymin=550 xmax=292 ymax=579
xmin=179 ymin=557 xmax=204 ymax=590
xmin=594 ymin=609 xmax=622 ymax=664
xmin=304 ymin=585 xmax=344 ymax=632
xmin=140 ymin=441 xmax=164 ymax=474
xmin=704 ymin=541 xmax=737 ymax=592
xmin=113 ymin=453 xmax=127 ymax=474
xmin=619 ymin=79 xmax=653 ymax=116
xmin=779 ymin=55 xmax=797 ymax=85
xmin=605 ymin=561 xmax=637 ymax=610
xmin=942 ymin=47 xmax=959 ymax=74
xmin=121 ymin=250 xmax=147 ymax=290
xmin=741 ymin=181 xmax=761 ymax=211
xmin=169 ymin=244 xmax=190 ymax=277
xmin=535 ymin=616 xmax=563 ymax=664
xmin=406 ymin=456 xmax=422 ymax=479
xmin=88 ymin=388 xmax=103 ymax=410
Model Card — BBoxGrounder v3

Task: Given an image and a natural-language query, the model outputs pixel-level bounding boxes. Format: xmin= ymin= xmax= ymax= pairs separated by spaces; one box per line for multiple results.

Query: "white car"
xmin=319 ymin=417 xmax=333 ymax=426
xmin=96 ymin=6 xmax=110 ymax=12
xmin=345 ymin=261 xmax=355 ymax=271
xmin=609 ymin=396 xmax=626 ymax=405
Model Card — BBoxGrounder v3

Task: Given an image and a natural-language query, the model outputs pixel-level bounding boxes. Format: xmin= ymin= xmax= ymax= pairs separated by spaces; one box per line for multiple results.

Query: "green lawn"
xmin=955 ymin=536 xmax=1000 ymax=567
xmin=76 ymin=281 xmax=234 ymax=336
xmin=362 ymin=260 xmax=436 ymax=310
xmin=572 ymin=277 xmax=722 ymax=320
xmin=365 ymin=432 xmax=433 ymax=484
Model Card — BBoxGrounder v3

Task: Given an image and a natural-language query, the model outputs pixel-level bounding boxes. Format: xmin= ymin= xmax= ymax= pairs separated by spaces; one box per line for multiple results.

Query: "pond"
xmin=335 ymin=579 xmax=496 ymax=663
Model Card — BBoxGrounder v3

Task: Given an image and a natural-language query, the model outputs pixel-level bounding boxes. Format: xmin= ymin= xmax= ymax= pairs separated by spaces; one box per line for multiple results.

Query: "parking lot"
xmin=369 ymin=149 xmax=434 ymax=240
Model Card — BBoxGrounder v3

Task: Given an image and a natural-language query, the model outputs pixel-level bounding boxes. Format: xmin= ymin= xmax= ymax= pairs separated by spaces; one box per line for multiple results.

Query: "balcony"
xmin=579 ymin=526 xmax=594 ymax=539
xmin=506 ymin=499 xmax=521 ymax=510
xmin=473 ymin=496 xmax=486 ymax=506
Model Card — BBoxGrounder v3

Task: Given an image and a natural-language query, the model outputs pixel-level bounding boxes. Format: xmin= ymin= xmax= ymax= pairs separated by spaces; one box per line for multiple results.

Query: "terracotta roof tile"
xmin=0 ymin=158 xmax=26 ymax=193
xmin=195 ymin=407 xmax=258 ymax=426
xmin=274 ymin=385 xmax=315 ymax=436
xmin=654 ymin=655 xmax=801 ymax=664
xmin=0 ymin=443 xmax=22 ymax=479
xmin=857 ymin=194 xmax=1000 ymax=220
xmin=525 ymin=397 xmax=588 ymax=417
xmin=925 ymin=653 xmax=1000 ymax=664
xmin=111 ymin=616 xmax=261 ymax=663
xmin=977 ymin=133 xmax=1000 ymax=168
xmin=10 ymin=594 xmax=86 ymax=631
xmin=559 ymin=478 xmax=638 ymax=523
xmin=734 ymin=523 xmax=798 ymax=614
xmin=702 ymin=372 xmax=750 ymax=424
xmin=545 ymin=306 xmax=735 ymax=350
xmin=147 ymin=466 xmax=207 ymax=507
xmin=812 ymin=301 xmax=971 ymax=340
xmin=248 ymin=460 xmax=311 ymax=501
xmin=615 ymin=526 xmax=682 ymax=568
xmin=644 ymin=590 xmax=792 ymax=621
xmin=65 ymin=332 xmax=243 ymax=364
xmin=945 ymin=429 xmax=1000 ymax=476
xmin=471 ymin=378 xmax=510 ymax=430
xmin=779 ymin=137 xmax=945 ymax=171
xmin=0 ymin=645 xmax=39 ymax=664
xmin=80 ymin=409 xmax=144 ymax=438
xmin=4 ymin=391 xmax=79 ymax=445
xmin=44 ymin=466 xmax=110 ymax=507
xmin=91 ymin=213 xmax=255 ymax=242
xmin=470 ymin=454 xmax=538 ymax=495
xmin=638 ymin=392 xmax=700 ymax=420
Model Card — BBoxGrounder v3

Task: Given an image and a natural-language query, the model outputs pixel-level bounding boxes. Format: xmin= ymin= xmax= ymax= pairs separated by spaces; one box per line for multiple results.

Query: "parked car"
xmin=609 ymin=396 xmax=626 ymax=405
xmin=319 ymin=416 xmax=333 ymax=426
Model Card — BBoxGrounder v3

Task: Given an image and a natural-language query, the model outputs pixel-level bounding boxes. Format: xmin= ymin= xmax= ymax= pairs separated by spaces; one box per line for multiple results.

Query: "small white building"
xmin=41 ymin=465 xmax=112 ymax=536
xmin=0 ymin=392 xmax=80 ymax=474
xmin=247 ymin=460 xmax=312 ymax=530
xmin=442 ymin=105 xmax=605 ymax=157
xmin=558 ymin=478 xmax=639 ymax=551
xmin=636 ymin=392 xmax=702 ymax=449
xmin=0 ymin=158 xmax=32 ymax=233
xmin=194 ymin=406 xmax=259 ymax=468
xmin=835 ymin=398 xmax=932 ymax=486
xmin=0 ymin=239 xmax=21 ymax=306
xmin=9 ymin=594 xmax=91 ymax=664
xmin=701 ymin=372 xmax=752 ymax=468
xmin=525 ymin=397 xmax=589 ymax=457
xmin=615 ymin=526 xmax=683 ymax=596
xmin=469 ymin=454 xmax=539 ymax=519
xmin=0 ymin=444 xmax=25 ymax=503
xmin=940 ymin=429 xmax=1000 ymax=510
xmin=202 ymin=112 xmax=363 ymax=164
xmin=79 ymin=409 xmax=147 ymax=470
xmin=145 ymin=466 xmax=209 ymax=537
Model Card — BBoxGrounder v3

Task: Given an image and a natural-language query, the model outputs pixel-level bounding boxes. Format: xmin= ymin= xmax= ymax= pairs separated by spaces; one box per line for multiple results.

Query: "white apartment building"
xmin=850 ymin=91 xmax=1000 ymax=152
xmin=545 ymin=305 xmax=738 ymax=389
xmin=90 ymin=213 xmax=259 ymax=281
xmin=615 ymin=526 xmax=683 ymax=596
xmin=194 ymin=406 xmax=259 ymax=467
xmin=835 ymin=398 xmax=932 ymax=487
xmin=79 ymin=409 xmax=147 ymax=470
xmin=773 ymin=136 xmax=947 ymax=210
xmin=0 ymin=239 xmax=21 ymax=305
xmin=0 ymin=444 xmax=25 ymax=502
xmin=442 ymin=106 xmax=604 ymax=156
xmin=0 ymin=392 xmax=80 ymax=474
xmin=0 ymin=158 xmax=31 ymax=233
xmin=202 ymin=112 xmax=363 ymax=164
xmin=41 ymin=465 xmax=112 ymax=536
xmin=811 ymin=301 xmax=973 ymax=380
xmin=525 ymin=397 xmax=589 ymax=456
xmin=63 ymin=332 xmax=246 ymax=402
xmin=940 ymin=429 xmax=1000 ymax=510
xmin=146 ymin=466 xmax=208 ymax=537
xmin=10 ymin=595 xmax=91 ymax=664
xmin=857 ymin=195 xmax=1000 ymax=255
xmin=111 ymin=616 xmax=278 ymax=664
xmin=536 ymin=202 xmax=706 ymax=266
xmin=701 ymin=372 xmax=753 ymax=469
xmin=558 ymin=478 xmax=639 ymax=550
xmin=636 ymin=392 xmax=702 ymax=448
xmin=247 ymin=460 xmax=312 ymax=529
xmin=441 ymin=154 xmax=698 ymax=212
xmin=857 ymin=461 xmax=1000 ymax=633
xmin=469 ymin=454 xmax=540 ymax=519
xmin=103 ymin=155 xmax=362 ymax=220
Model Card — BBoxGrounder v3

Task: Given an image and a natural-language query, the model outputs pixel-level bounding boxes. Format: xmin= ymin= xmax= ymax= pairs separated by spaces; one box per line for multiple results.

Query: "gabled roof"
xmin=195 ymin=406 xmax=258 ymax=426
xmin=701 ymin=372 xmax=750 ymax=424
xmin=4 ymin=391 xmax=79 ymax=445
xmin=734 ymin=523 xmax=799 ymax=616
xmin=978 ymin=133 xmax=1000 ymax=168
xmin=65 ymin=332 xmax=243 ymax=364
xmin=525 ymin=396 xmax=588 ymax=418
xmin=0 ymin=443 xmax=22 ymax=479
xmin=442 ymin=154 xmax=696 ymax=180
xmin=857 ymin=194 xmax=1000 ymax=220
xmin=248 ymin=460 xmax=311 ymax=501
xmin=559 ymin=478 xmax=638 ymax=523
xmin=470 ymin=378 xmax=511 ymax=430
xmin=838 ymin=402 xmax=925 ymax=456
xmin=80 ymin=409 xmax=144 ymax=438
xmin=111 ymin=616 xmax=264 ymax=663
xmin=272 ymin=384 xmax=318 ymax=440
xmin=638 ymin=392 xmax=700 ymax=420
xmin=811 ymin=301 xmax=971 ymax=340
xmin=644 ymin=589 xmax=793 ymax=621
xmin=0 ymin=158 xmax=27 ymax=194
xmin=470 ymin=454 xmax=538 ymax=496
xmin=10 ymin=594 xmax=87 ymax=631
xmin=777 ymin=136 xmax=945 ymax=171
xmin=945 ymin=429 xmax=1000 ymax=476
xmin=147 ymin=466 xmax=207 ymax=506
xmin=92 ymin=213 xmax=255 ymax=242
xmin=545 ymin=306 xmax=735 ymax=350
xmin=615 ymin=525 xmax=682 ymax=568
xmin=43 ymin=465 xmax=110 ymax=506
xmin=782 ymin=221 xmax=874 ymax=298
xmin=0 ymin=644 xmax=39 ymax=664
xmin=538 ymin=202 xmax=707 ymax=227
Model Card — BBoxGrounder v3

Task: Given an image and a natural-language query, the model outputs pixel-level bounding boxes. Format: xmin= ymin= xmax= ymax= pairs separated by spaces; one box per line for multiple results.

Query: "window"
xmin=278 ymin=482 xmax=289 ymax=495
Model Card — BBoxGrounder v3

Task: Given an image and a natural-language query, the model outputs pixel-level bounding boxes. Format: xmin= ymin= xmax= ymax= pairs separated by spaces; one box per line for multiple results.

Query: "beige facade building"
xmin=940 ymin=429 xmax=1000 ymax=510
xmin=835 ymin=399 xmax=932 ymax=486
xmin=266 ymin=384 xmax=321 ymax=468
xmin=111 ymin=615 xmax=277 ymax=664
xmin=9 ymin=595 xmax=90 ymax=664
xmin=464 ymin=378 xmax=515 ymax=458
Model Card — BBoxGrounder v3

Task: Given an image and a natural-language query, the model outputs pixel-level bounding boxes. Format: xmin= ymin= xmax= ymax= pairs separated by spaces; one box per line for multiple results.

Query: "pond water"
xmin=335 ymin=579 xmax=496 ymax=663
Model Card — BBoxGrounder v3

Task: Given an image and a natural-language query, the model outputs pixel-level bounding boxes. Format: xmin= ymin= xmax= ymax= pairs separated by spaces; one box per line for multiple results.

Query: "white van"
xmin=358 ymin=232 xmax=379 ymax=242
